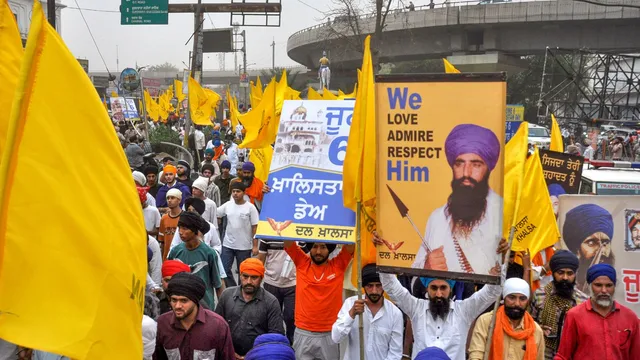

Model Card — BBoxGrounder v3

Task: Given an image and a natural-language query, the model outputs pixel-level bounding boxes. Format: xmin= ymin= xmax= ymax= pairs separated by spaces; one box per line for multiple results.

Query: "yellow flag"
xmin=503 ymin=122 xmax=529 ymax=240
xmin=286 ymin=86 xmax=301 ymax=101
xmin=188 ymin=76 xmax=218 ymax=126
xmin=250 ymin=77 xmax=263 ymax=107
xmin=338 ymin=89 xmax=346 ymax=98
xmin=0 ymin=2 xmax=146 ymax=358
xmin=443 ymin=58 xmax=460 ymax=73
xmin=275 ymin=69 xmax=288 ymax=115
xmin=550 ymin=114 xmax=564 ymax=152
xmin=174 ymin=79 xmax=186 ymax=103
xmin=342 ymin=35 xmax=377 ymax=286
xmin=511 ymin=147 xmax=561 ymax=255
xmin=144 ymin=89 xmax=159 ymax=121
xmin=203 ymin=88 xmax=221 ymax=111
xmin=239 ymin=78 xmax=277 ymax=149
xmin=322 ymin=87 xmax=338 ymax=100
xmin=158 ymin=93 xmax=170 ymax=121
xmin=226 ymin=88 xmax=240 ymax=128
xmin=103 ymin=95 xmax=108 ymax=112
xmin=110 ymin=91 xmax=118 ymax=97
xmin=249 ymin=146 xmax=273 ymax=182
xmin=0 ymin=0 xmax=22 ymax=157
xmin=307 ymin=86 xmax=323 ymax=100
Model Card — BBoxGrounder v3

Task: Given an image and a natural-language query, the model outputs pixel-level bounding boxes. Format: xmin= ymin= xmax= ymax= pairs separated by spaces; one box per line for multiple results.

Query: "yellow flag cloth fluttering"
xmin=0 ymin=2 xmax=146 ymax=358
xmin=175 ymin=79 xmax=186 ymax=103
xmin=503 ymin=122 xmax=529 ymax=240
xmin=0 ymin=0 xmax=22 ymax=158
xmin=341 ymin=35 xmax=377 ymax=287
xmin=322 ymin=87 xmax=338 ymax=100
xmin=144 ymin=89 xmax=160 ymax=121
xmin=550 ymin=114 xmax=564 ymax=152
xmin=443 ymin=58 xmax=461 ymax=73
xmin=511 ymin=148 xmax=561 ymax=255
xmin=307 ymin=86 xmax=323 ymax=100
xmin=249 ymin=146 xmax=274 ymax=183
xmin=188 ymin=76 xmax=218 ymax=126
xmin=239 ymin=78 xmax=277 ymax=149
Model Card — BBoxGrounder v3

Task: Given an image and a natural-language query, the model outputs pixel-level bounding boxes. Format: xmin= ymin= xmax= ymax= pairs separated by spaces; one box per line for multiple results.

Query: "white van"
xmin=528 ymin=123 xmax=551 ymax=150
xmin=579 ymin=161 xmax=640 ymax=195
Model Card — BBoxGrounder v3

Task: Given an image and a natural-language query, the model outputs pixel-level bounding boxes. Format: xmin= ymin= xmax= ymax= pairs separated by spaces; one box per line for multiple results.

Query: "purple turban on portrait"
xmin=444 ymin=124 xmax=500 ymax=171
xmin=548 ymin=183 xmax=566 ymax=198
xmin=563 ymin=204 xmax=614 ymax=253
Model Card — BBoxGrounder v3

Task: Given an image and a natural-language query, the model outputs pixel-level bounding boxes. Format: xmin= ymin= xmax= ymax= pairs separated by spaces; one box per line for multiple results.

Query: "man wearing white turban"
xmin=413 ymin=124 xmax=503 ymax=275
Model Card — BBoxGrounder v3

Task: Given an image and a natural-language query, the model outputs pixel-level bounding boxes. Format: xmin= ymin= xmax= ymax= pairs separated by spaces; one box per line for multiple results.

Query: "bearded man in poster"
xmin=413 ymin=124 xmax=502 ymax=274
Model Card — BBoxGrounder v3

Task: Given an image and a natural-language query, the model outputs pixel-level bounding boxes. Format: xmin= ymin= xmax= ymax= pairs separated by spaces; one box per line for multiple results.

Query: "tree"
xmin=147 ymin=62 xmax=179 ymax=73
xmin=322 ymin=0 xmax=407 ymax=69
xmin=259 ymin=67 xmax=302 ymax=88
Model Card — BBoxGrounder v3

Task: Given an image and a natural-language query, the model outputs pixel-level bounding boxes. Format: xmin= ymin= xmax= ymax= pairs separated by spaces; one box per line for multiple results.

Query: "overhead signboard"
xmin=202 ymin=28 xmax=234 ymax=53
xmin=120 ymin=0 xmax=169 ymax=25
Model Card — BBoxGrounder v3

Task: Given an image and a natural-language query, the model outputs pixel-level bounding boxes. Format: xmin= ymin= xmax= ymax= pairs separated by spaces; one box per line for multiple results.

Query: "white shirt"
xmin=202 ymin=197 xmax=218 ymax=225
xmin=380 ymin=273 xmax=501 ymax=360
xmin=148 ymin=236 xmax=162 ymax=285
xmin=236 ymin=124 xmax=243 ymax=137
xmin=195 ymin=129 xmax=206 ymax=150
xmin=142 ymin=315 xmax=157 ymax=360
xmin=216 ymin=200 xmax=259 ymax=250
xmin=145 ymin=193 xmax=156 ymax=207
xmin=227 ymin=143 xmax=240 ymax=171
xmin=332 ymin=296 xmax=404 ymax=360
xmin=413 ymin=189 xmax=502 ymax=274
xmin=143 ymin=205 xmax=161 ymax=233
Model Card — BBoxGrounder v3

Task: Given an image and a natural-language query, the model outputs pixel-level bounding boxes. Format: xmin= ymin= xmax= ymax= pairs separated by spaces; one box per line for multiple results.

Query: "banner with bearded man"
xmin=375 ymin=74 xmax=506 ymax=284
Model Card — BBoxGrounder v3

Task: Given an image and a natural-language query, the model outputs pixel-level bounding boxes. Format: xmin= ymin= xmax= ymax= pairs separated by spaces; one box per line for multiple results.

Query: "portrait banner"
xmin=539 ymin=149 xmax=583 ymax=194
xmin=256 ymin=100 xmax=356 ymax=244
xmin=558 ymin=195 xmax=640 ymax=316
xmin=375 ymin=73 xmax=506 ymax=284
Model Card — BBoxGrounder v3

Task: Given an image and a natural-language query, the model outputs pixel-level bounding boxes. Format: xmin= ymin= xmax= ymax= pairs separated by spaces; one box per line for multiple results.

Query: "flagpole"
xmin=356 ymin=202 xmax=365 ymax=360
xmin=482 ymin=228 xmax=513 ymax=360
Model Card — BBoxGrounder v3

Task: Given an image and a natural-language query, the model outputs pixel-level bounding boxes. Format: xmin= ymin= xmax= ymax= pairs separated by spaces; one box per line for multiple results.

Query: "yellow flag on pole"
xmin=502 ymin=122 xmax=529 ymax=239
xmin=322 ymin=87 xmax=338 ymax=100
xmin=443 ymin=58 xmax=461 ymax=73
xmin=239 ymin=78 xmax=277 ymax=149
xmin=307 ymin=86 xmax=323 ymax=100
xmin=550 ymin=114 xmax=564 ymax=152
xmin=174 ymin=79 xmax=186 ymax=103
xmin=0 ymin=2 xmax=146 ymax=358
xmin=0 ymin=0 xmax=22 ymax=157
xmin=511 ymin=148 xmax=561 ymax=255
xmin=249 ymin=146 xmax=274 ymax=182
xmin=144 ymin=89 xmax=160 ymax=122
xmin=110 ymin=91 xmax=118 ymax=97
xmin=342 ymin=35 xmax=377 ymax=286
xmin=188 ymin=76 xmax=218 ymax=126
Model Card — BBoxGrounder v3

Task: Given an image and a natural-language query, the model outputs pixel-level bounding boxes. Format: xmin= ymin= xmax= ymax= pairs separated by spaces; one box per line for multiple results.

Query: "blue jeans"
xmin=221 ymin=246 xmax=252 ymax=287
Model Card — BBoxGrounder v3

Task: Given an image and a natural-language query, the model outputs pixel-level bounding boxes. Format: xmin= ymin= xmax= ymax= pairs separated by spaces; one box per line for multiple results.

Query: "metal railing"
xmin=287 ymin=0 xmax=571 ymax=39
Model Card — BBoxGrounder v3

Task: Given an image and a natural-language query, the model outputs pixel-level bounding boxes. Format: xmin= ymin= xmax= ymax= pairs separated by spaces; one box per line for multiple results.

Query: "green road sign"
xmin=120 ymin=0 xmax=168 ymax=25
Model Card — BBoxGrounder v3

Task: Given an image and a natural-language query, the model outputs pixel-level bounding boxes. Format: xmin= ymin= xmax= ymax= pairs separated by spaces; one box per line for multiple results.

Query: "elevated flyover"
xmin=287 ymin=0 xmax=640 ymax=73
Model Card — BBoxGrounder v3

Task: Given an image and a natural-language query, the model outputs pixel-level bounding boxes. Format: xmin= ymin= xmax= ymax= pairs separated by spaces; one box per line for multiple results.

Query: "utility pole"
xmin=47 ymin=0 xmax=56 ymax=29
xmin=271 ymin=38 xmax=276 ymax=70
xmin=185 ymin=0 xmax=204 ymax=150
xmin=241 ymin=30 xmax=248 ymax=108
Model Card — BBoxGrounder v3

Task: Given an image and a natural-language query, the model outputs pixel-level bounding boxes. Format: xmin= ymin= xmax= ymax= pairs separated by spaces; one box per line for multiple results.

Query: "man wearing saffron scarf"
xmin=468 ymin=277 xmax=544 ymax=360
xmin=239 ymin=162 xmax=267 ymax=210
xmin=413 ymin=124 xmax=502 ymax=275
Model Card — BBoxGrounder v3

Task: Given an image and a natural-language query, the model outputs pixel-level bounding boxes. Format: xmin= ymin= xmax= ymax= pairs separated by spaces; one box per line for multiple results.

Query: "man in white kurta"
xmin=331 ymin=265 xmax=403 ymax=360
xmin=412 ymin=123 xmax=503 ymax=275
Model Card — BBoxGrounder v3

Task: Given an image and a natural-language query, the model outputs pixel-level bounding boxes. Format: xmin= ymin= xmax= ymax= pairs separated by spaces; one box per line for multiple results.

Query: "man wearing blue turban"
xmin=413 ymin=123 xmax=503 ymax=276
xmin=562 ymin=203 xmax=615 ymax=290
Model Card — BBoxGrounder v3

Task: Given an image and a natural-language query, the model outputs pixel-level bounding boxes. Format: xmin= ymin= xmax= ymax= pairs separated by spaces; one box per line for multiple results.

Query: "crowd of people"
xmin=1 ymin=118 xmax=638 ymax=360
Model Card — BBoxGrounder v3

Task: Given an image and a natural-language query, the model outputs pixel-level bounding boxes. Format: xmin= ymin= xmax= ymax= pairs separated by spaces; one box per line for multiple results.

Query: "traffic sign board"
xmin=120 ymin=0 xmax=169 ymax=25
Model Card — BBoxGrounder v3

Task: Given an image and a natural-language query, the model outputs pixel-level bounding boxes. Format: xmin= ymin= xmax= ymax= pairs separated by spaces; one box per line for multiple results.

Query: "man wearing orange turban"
xmin=215 ymin=258 xmax=284 ymax=357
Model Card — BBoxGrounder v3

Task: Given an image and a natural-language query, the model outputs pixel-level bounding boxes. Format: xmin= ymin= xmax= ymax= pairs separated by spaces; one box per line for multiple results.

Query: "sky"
xmin=59 ymin=0 xmax=442 ymax=73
